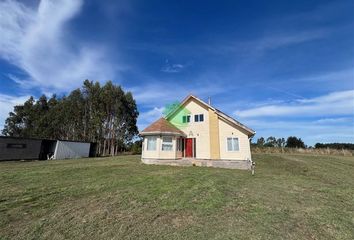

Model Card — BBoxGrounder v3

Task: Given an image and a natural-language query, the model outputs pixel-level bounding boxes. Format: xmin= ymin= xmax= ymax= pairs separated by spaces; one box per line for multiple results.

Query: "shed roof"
xmin=140 ymin=118 xmax=186 ymax=136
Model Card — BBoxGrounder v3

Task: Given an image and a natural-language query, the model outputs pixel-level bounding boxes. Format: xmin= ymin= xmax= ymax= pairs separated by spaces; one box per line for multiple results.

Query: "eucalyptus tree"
xmin=2 ymin=80 xmax=139 ymax=156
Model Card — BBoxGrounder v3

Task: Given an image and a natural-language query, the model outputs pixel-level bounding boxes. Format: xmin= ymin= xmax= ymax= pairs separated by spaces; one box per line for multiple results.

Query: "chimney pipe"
xmin=208 ymin=96 xmax=211 ymax=105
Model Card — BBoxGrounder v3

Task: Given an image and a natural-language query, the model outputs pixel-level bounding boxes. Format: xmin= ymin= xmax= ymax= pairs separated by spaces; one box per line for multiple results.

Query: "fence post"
xmin=251 ymin=161 xmax=255 ymax=176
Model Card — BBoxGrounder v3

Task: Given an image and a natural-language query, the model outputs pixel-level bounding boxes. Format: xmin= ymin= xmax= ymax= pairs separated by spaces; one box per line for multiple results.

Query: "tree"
xmin=256 ymin=137 xmax=265 ymax=147
xmin=1 ymin=80 xmax=139 ymax=156
xmin=286 ymin=136 xmax=305 ymax=148
xmin=2 ymin=96 xmax=36 ymax=137
xmin=127 ymin=139 xmax=142 ymax=154
xmin=276 ymin=138 xmax=286 ymax=148
xmin=265 ymin=136 xmax=277 ymax=147
xmin=315 ymin=142 xmax=354 ymax=150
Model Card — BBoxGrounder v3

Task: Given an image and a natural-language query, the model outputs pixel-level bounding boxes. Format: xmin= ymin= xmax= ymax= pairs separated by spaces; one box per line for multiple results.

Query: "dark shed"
xmin=0 ymin=136 xmax=42 ymax=161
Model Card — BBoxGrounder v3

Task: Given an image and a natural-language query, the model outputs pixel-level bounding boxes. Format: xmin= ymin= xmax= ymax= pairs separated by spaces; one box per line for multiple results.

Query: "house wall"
xmin=169 ymin=99 xmax=211 ymax=159
xmin=142 ymin=135 xmax=177 ymax=159
xmin=218 ymin=118 xmax=252 ymax=161
xmin=142 ymin=137 xmax=158 ymax=159
xmin=209 ymin=109 xmax=220 ymax=159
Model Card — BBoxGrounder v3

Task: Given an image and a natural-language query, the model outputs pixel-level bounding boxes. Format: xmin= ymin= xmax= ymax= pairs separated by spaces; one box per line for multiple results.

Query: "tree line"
xmin=314 ymin=143 xmax=354 ymax=150
xmin=253 ymin=136 xmax=306 ymax=148
xmin=254 ymin=136 xmax=354 ymax=150
xmin=2 ymin=80 xmax=139 ymax=156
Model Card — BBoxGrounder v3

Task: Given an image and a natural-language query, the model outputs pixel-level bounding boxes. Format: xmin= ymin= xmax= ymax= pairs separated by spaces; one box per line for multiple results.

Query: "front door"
xmin=185 ymin=138 xmax=194 ymax=158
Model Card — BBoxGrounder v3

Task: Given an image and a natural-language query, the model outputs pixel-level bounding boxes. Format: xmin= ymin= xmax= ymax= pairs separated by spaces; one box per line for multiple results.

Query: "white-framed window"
xmin=227 ymin=137 xmax=239 ymax=151
xmin=146 ymin=136 xmax=157 ymax=151
xmin=177 ymin=138 xmax=181 ymax=151
xmin=182 ymin=115 xmax=191 ymax=123
xmin=194 ymin=114 xmax=204 ymax=122
xmin=162 ymin=136 xmax=173 ymax=151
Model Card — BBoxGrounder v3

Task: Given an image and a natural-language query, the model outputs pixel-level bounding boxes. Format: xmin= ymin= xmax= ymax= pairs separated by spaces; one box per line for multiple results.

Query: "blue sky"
xmin=0 ymin=0 xmax=353 ymax=145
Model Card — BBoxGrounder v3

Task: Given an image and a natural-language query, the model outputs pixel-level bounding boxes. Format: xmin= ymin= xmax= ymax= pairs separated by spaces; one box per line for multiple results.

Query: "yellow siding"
xmin=142 ymin=97 xmax=253 ymax=162
xmin=218 ymin=118 xmax=252 ymax=161
xmin=169 ymin=99 xmax=210 ymax=159
xmin=208 ymin=109 xmax=220 ymax=159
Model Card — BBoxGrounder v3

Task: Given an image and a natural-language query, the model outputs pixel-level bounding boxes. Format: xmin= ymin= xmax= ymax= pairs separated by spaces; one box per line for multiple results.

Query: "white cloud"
xmin=291 ymin=69 xmax=354 ymax=84
xmin=0 ymin=93 xmax=31 ymax=131
xmin=129 ymin=79 xmax=226 ymax=109
xmin=129 ymin=83 xmax=185 ymax=107
xmin=160 ymin=59 xmax=187 ymax=73
xmin=244 ymin=118 xmax=353 ymax=131
xmin=132 ymin=79 xmax=226 ymax=131
xmin=0 ymin=0 xmax=115 ymax=92
xmin=297 ymin=90 xmax=354 ymax=104
xmin=314 ymin=117 xmax=352 ymax=124
xmin=137 ymin=107 xmax=164 ymax=131
xmin=161 ymin=64 xmax=184 ymax=73
xmin=201 ymin=28 xmax=330 ymax=58
xmin=243 ymin=118 xmax=354 ymax=145
xmin=254 ymin=29 xmax=328 ymax=52
xmin=235 ymin=90 xmax=354 ymax=118
xmin=139 ymin=107 xmax=164 ymax=122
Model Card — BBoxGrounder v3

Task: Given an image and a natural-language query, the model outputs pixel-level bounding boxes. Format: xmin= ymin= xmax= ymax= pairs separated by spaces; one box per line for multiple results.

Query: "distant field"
xmin=1 ymin=154 xmax=354 ymax=239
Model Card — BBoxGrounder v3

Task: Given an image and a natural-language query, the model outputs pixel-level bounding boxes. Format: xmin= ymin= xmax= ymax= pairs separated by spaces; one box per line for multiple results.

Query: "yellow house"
xmin=140 ymin=95 xmax=255 ymax=170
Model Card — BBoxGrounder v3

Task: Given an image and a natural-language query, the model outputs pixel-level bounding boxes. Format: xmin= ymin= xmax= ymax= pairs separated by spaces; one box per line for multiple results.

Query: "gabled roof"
xmin=166 ymin=94 xmax=256 ymax=137
xmin=140 ymin=118 xmax=186 ymax=136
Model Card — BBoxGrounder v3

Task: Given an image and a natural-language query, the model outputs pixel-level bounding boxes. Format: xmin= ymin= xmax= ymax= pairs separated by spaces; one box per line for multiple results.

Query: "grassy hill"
xmin=1 ymin=154 xmax=353 ymax=239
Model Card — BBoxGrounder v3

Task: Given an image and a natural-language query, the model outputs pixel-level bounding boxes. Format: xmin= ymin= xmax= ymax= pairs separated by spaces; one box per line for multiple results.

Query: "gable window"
xmin=182 ymin=115 xmax=191 ymax=123
xmin=194 ymin=114 xmax=204 ymax=122
xmin=227 ymin=137 xmax=239 ymax=151
xmin=146 ymin=136 xmax=157 ymax=151
xmin=162 ymin=136 xmax=173 ymax=151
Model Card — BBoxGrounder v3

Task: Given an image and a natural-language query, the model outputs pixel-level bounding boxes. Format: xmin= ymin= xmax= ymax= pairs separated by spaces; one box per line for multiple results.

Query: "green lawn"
xmin=1 ymin=154 xmax=354 ymax=239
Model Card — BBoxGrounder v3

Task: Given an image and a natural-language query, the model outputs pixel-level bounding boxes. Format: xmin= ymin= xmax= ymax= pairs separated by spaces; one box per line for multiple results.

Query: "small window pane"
xmin=233 ymin=138 xmax=239 ymax=151
xmin=227 ymin=137 xmax=239 ymax=151
xmin=162 ymin=144 xmax=173 ymax=151
xmin=163 ymin=137 xmax=172 ymax=143
xmin=199 ymin=114 xmax=204 ymax=122
xmin=182 ymin=116 xmax=186 ymax=123
xmin=187 ymin=115 xmax=191 ymax=122
xmin=147 ymin=137 xmax=156 ymax=151
xmin=162 ymin=136 xmax=173 ymax=151
xmin=177 ymin=138 xmax=180 ymax=151
xmin=194 ymin=114 xmax=199 ymax=122
xmin=227 ymin=138 xmax=233 ymax=151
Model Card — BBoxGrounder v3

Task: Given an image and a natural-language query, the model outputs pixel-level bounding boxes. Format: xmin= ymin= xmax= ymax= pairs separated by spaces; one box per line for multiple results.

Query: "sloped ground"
xmin=0 ymin=153 xmax=353 ymax=239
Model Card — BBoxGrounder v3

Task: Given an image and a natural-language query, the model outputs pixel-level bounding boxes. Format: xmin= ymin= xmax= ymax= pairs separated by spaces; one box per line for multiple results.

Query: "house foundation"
xmin=141 ymin=158 xmax=252 ymax=170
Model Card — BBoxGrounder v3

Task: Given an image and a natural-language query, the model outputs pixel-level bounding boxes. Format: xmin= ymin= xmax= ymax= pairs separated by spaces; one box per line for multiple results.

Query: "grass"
xmin=0 ymin=154 xmax=354 ymax=239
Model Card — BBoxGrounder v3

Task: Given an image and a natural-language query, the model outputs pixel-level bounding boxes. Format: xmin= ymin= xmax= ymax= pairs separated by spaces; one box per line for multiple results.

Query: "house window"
xmin=227 ymin=137 xmax=239 ymax=151
xmin=177 ymin=138 xmax=184 ymax=151
xmin=194 ymin=114 xmax=204 ymax=122
xmin=182 ymin=115 xmax=191 ymax=123
xmin=177 ymin=138 xmax=180 ymax=151
xmin=146 ymin=136 xmax=157 ymax=151
xmin=162 ymin=136 xmax=173 ymax=151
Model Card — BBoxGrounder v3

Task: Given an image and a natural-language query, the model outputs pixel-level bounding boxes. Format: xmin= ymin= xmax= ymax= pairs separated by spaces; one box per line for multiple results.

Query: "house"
xmin=140 ymin=95 xmax=255 ymax=170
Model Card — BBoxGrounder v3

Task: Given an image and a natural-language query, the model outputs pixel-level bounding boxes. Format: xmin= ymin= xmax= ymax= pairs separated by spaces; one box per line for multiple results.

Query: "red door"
xmin=185 ymin=138 xmax=193 ymax=158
